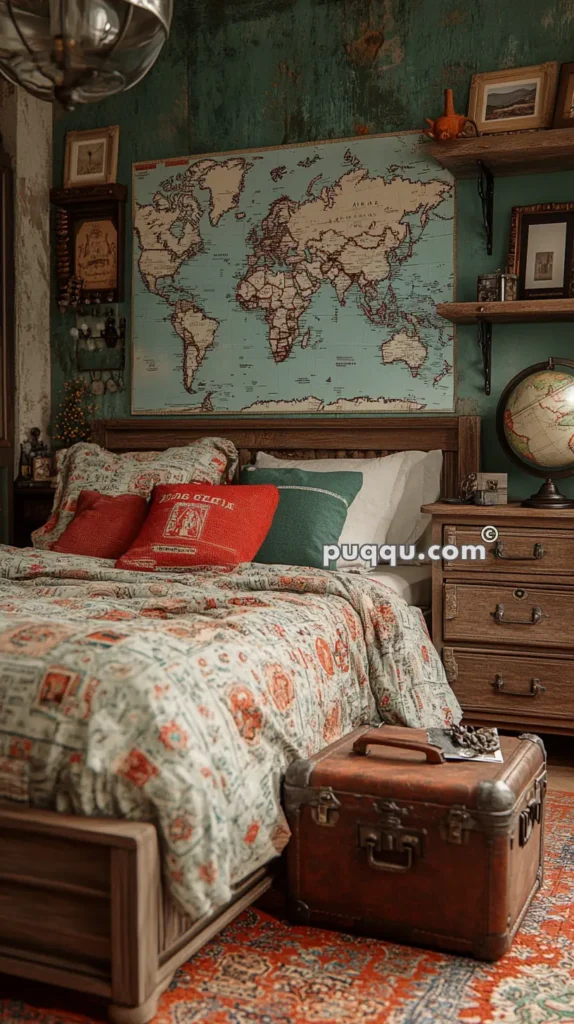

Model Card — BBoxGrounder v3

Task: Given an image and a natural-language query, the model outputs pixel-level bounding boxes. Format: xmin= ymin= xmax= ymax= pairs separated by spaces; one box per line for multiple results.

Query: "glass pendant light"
xmin=0 ymin=0 xmax=172 ymax=109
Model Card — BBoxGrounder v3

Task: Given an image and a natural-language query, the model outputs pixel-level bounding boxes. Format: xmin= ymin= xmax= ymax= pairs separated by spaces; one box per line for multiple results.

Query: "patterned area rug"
xmin=1 ymin=790 xmax=573 ymax=1024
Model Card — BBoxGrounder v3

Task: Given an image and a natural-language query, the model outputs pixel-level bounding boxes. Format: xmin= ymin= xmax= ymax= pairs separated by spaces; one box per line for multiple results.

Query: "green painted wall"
xmin=52 ymin=0 xmax=574 ymax=497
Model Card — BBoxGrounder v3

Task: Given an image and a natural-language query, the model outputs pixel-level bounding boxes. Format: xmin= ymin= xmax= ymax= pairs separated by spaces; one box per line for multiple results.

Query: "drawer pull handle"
xmin=494 ymin=541 xmax=545 ymax=561
xmin=492 ymin=674 xmax=546 ymax=697
xmin=493 ymin=603 xmax=542 ymax=625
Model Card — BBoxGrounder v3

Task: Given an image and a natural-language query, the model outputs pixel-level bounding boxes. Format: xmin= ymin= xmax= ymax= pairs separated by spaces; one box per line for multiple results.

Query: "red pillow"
xmin=116 ymin=483 xmax=279 ymax=571
xmin=52 ymin=490 xmax=148 ymax=559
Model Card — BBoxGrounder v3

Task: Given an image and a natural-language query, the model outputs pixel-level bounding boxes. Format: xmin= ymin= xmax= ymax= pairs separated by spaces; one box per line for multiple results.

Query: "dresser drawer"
xmin=443 ymin=582 xmax=574 ymax=649
xmin=442 ymin=646 xmax=574 ymax=724
xmin=443 ymin=525 xmax=574 ymax=575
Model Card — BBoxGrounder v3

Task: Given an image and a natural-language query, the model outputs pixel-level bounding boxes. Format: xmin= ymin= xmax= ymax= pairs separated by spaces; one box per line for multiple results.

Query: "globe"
xmin=496 ymin=359 xmax=574 ymax=508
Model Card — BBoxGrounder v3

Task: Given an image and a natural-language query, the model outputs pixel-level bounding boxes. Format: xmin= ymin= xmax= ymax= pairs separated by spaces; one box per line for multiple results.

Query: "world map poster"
xmin=131 ymin=132 xmax=455 ymax=415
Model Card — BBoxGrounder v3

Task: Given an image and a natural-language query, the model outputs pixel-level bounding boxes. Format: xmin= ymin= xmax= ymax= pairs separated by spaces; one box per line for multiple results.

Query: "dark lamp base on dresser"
xmin=422 ymin=502 xmax=574 ymax=737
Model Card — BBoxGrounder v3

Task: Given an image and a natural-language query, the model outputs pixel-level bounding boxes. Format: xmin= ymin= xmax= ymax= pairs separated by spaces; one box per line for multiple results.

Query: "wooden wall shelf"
xmin=428 ymin=128 xmax=574 ymax=178
xmin=437 ymin=298 xmax=574 ymax=325
xmin=436 ymin=299 xmax=574 ymax=397
xmin=431 ymin=130 xmax=574 ymax=394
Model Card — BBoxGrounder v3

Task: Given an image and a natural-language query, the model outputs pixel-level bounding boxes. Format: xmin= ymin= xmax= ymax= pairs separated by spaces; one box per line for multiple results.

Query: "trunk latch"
xmin=519 ymin=776 xmax=546 ymax=847
xmin=312 ymin=788 xmax=341 ymax=826
xmin=444 ymin=807 xmax=474 ymax=844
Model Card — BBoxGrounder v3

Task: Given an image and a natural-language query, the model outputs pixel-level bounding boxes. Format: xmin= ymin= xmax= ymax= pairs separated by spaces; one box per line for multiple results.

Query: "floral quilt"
xmin=0 ymin=547 xmax=461 ymax=919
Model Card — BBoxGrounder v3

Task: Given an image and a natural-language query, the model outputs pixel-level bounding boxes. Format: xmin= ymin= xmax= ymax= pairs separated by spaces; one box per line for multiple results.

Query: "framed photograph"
xmin=64 ymin=126 xmax=119 ymax=188
xmin=32 ymin=455 xmax=52 ymax=483
xmin=507 ymin=203 xmax=574 ymax=300
xmin=552 ymin=62 xmax=574 ymax=128
xmin=468 ymin=62 xmax=558 ymax=134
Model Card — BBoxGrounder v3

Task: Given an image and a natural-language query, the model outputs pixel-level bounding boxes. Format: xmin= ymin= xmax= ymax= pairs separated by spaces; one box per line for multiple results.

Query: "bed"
xmin=0 ymin=414 xmax=479 ymax=1023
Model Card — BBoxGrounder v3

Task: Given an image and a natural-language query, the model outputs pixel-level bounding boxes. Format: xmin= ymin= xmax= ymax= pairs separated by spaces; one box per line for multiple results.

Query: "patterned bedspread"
xmin=0 ymin=547 xmax=461 ymax=919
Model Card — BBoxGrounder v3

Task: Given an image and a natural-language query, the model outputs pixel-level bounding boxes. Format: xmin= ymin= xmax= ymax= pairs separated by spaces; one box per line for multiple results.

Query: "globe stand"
xmin=522 ymin=478 xmax=574 ymax=510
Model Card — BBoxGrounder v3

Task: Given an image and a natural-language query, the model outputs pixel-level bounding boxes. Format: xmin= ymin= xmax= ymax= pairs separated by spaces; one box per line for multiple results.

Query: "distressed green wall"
xmin=52 ymin=0 xmax=574 ymax=497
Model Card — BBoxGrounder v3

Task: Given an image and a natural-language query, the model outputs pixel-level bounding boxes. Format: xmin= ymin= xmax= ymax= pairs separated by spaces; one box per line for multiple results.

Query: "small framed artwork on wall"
xmin=468 ymin=62 xmax=558 ymax=134
xmin=552 ymin=62 xmax=574 ymax=128
xmin=64 ymin=126 xmax=119 ymax=188
xmin=507 ymin=203 xmax=574 ymax=300
xmin=50 ymin=184 xmax=127 ymax=305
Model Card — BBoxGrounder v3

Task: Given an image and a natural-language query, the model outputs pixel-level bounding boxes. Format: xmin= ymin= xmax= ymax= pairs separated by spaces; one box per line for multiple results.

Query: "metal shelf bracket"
xmin=477 ymin=318 xmax=492 ymax=395
xmin=477 ymin=160 xmax=494 ymax=256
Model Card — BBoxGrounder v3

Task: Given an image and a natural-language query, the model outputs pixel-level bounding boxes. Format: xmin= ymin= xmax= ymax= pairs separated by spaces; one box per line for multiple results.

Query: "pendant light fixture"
xmin=0 ymin=0 xmax=172 ymax=109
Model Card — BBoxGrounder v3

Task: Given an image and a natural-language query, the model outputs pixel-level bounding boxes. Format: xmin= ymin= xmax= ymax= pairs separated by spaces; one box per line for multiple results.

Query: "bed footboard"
xmin=0 ymin=806 xmax=272 ymax=1022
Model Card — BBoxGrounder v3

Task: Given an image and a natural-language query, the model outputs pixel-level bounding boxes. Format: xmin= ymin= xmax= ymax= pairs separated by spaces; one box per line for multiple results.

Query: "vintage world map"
xmin=132 ymin=133 xmax=455 ymax=414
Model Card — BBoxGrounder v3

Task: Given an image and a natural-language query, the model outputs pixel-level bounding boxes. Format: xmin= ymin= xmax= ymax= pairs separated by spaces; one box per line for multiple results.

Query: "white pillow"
xmin=254 ymin=451 xmax=407 ymax=567
xmin=386 ymin=450 xmax=443 ymax=547
xmin=255 ymin=449 xmax=442 ymax=565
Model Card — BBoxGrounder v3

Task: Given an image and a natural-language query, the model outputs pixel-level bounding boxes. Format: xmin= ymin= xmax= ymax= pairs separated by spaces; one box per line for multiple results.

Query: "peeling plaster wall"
xmin=0 ymin=82 xmax=51 ymax=470
xmin=52 ymin=0 xmax=574 ymax=496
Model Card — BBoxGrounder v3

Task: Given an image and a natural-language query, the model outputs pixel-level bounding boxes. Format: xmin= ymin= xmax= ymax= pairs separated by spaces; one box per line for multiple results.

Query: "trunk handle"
xmin=364 ymin=837 xmax=414 ymax=873
xmin=352 ymin=728 xmax=445 ymax=764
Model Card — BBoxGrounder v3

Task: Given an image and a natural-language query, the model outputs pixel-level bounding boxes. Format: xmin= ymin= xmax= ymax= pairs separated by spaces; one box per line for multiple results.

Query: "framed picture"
xmin=507 ymin=203 xmax=574 ymax=300
xmin=552 ymin=62 xmax=574 ymax=128
xmin=32 ymin=455 xmax=52 ymax=482
xmin=64 ymin=126 xmax=119 ymax=188
xmin=75 ymin=217 xmax=118 ymax=293
xmin=468 ymin=62 xmax=558 ymax=134
xmin=50 ymin=184 xmax=127 ymax=305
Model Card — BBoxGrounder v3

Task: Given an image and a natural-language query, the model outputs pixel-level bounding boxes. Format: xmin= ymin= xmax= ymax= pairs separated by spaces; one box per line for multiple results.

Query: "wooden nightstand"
xmin=422 ymin=502 xmax=574 ymax=737
xmin=13 ymin=484 xmax=55 ymax=547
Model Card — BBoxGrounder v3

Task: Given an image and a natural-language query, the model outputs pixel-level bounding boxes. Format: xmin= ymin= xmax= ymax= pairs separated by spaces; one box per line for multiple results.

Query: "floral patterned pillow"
xmin=32 ymin=438 xmax=239 ymax=550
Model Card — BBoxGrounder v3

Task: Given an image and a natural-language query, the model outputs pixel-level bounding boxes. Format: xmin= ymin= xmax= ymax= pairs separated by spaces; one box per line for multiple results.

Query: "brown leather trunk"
xmin=284 ymin=726 xmax=546 ymax=960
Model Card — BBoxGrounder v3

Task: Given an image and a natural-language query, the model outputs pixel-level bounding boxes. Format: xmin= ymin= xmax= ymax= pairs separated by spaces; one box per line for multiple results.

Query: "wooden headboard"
xmin=91 ymin=415 xmax=480 ymax=499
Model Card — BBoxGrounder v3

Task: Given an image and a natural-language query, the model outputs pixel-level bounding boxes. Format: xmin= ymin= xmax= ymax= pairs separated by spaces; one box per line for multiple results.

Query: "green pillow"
xmin=240 ymin=466 xmax=363 ymax=569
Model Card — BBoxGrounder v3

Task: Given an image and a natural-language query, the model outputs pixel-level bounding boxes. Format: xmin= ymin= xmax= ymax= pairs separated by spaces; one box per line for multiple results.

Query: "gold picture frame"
xmin=64 ymin=126 xmax=120 ymax=188
xmin=468 ymin=62 xmax=558 ymax=134
xmin=552 ymin=62 xmax=574 ymax=128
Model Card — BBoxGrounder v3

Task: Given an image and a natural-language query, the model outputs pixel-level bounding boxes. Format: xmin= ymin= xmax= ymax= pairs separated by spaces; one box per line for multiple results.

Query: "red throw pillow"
xmin=52 ymin=490 xmax=149 ymax=560
xmin=116 ymin=483 xmax=279 ymax=571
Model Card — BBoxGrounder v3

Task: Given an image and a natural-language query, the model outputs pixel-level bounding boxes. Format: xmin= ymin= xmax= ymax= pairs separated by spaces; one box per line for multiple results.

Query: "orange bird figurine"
xmin=425 ymin=88 xmax=478 ymax=141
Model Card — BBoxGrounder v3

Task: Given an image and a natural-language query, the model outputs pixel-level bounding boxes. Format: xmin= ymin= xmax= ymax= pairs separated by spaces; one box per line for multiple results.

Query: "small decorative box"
xmin=477 ymin=272 xmax=518 ymax=303
xmin=474 ymin=472 xmax=508 ymax=505
xmin=477 ymin=273 xmax=500 ymax=303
